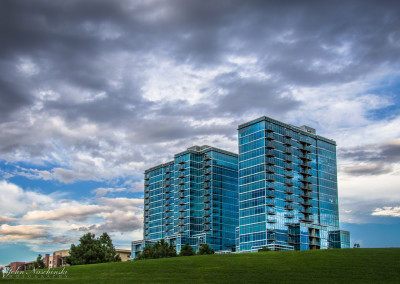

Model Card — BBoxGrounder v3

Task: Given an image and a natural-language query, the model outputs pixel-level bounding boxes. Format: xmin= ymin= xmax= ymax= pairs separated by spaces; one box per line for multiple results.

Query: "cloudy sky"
xmin=1 ymin=0 xmax=400 ymax=264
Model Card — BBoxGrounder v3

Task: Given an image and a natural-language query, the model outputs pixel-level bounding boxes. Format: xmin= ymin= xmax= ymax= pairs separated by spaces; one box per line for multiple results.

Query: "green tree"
xmin=135 ymin=239 xmax=177 ymax=260
xmin=197 ymin=244 xmax=214 ymax=255
xmin=66 ymin=232 xmax=121 ymax=265
xmin=179 ymin=243 xmax=195 ymax=256
xmin=34 ymin=254 xmax=45 ymax=269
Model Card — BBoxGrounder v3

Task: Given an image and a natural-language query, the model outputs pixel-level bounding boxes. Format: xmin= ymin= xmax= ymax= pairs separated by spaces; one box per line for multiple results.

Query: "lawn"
xmin=1 ymin=248 xmax=400 ymax=283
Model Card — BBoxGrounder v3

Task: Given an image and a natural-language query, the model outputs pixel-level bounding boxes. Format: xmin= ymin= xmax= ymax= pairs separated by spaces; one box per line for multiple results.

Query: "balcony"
xmin=267 ymin=183 xmax=276 ymax=191
xmin=203 ymin=182 xmax=211 ymax=189
xmin=203 ymin=155 xmax=211 ymax=161
xmin=285 ymin=164 xmax=293 ymax=171
xmin=165 ymin=167 xmax=172 ymax=173
xmin=266 ymin=142 xmax=275 ymax=150
xmin=266 ymin=208 xmax=276 ymax=215
xmin=204 ymin=176 xmax=212 ymax=182
xmin=178 ymin=173 xmax=185 ymax=179
xmin=266 ymin=199 xmax=276 ymax=207
xmin=164 ymin=187 xmax=172 ymax=194
xmin=285 ymin=171 xmax=293 ymax=178
xmin=285 ymin=179 xmax=294 ymax=187
xmin=300 ymin=169 xmax=312 ymax=176
xmin=266 ymin=174 xmax=275 ymax=182
xmin=300 ymin=163 xmax=311 ymax=169
xmin=165 ymin=194 xmax=172 ymax=200
xmin=285 ymin=187 xmax=294 ymax=195
xmin=301 ymin=200 xmax=313 ymax=207
xmin=300 ymin=185 xmax=312 ymax=192
xmin=178 ymin=192 xmax=185 ymax=199
xmin=165 ymin=202 xmax=172 ymax=207
xmin=204 ymin=204 xmax=211 ymax=210
xmin=164 ymin=181 xmax=171 ymax=187
xmin=265 ymin=157 xmax=275 ymax=165
xmin=178 ymin=180 xmax=185 ymax=186
xmin=178 ymin=221 xmax=185 ymax=226
xmin=265 ymin=165 xmax=275 ymax=174
xmin=204 ymin=168 xmax=212 ymax=175
xmin=165 ymin=207 xmax=172 ymax=212
xmin=203 ymin=197 xmax=211 ymax=203
xmin=203 ymin=189 xmax=211 ymax=196
xmin=284 ymin=139 xmax=293 ymax=147
xmin=266 ymin=190 xmax=275 ymax=199
xmin=178 ymin=200 xmax=186 ymax=206
xmin=144 ymin=175 xmax=149 ymax=181
xmin=283 ymin=147 xmax=292 ymax=154
xmin=268 ymin=233 xmax=277 ymax=241
xmin=203 ymin=212 xmax=211 ymax=217
xmin=178 ymin=160 xmax=185 ymax=165
xmin=285 ymin=196 xmax=294 ymax=203
xmin=300 ymin=209 xmax=314 ymax=215
xmin=165 ymin=173 xmax=171 ymax=180
xmin=203 ymin=217 xmax=211 ymax=224
xmin=267 ymin=216 xmax=276 ymax=223
xmin=301 ymin=192 xmax=313 ymax=199
xmin=266 ymin=151 xmax=275 ymax=158
xmin=300 ymin=217 xmax=313 ymax=223
xmin=285 ymin=213 xmax=295 ymax=219
xmin=177 ymin=164 xmax=185 ymax=171
xmin=265 ymin=132 xmax=275 ymax=141
xmin=284 ymin=204 xmax=294 ymax=210
xmin=178 ymin=207 xmax=186 ymax=212
xmin=165 ymin=213 xmax=173 ymax=219
xmin=178 ymin=214 xmax=186 ymax=219
xmin=300 ymin=178 xmax=312 ymax=184
xmin=299 ymin=136 xmax=312 ymax=145
xmin=285 ymin=156 xmax=293 ymax=163
xmin=300 ymin=154 xmax=312 ymax=162
xmin=144 ymin=180 xmax=150 ymax=186
xmin=144 ymin=200 xmax=149 ymax=205
xmin=204 ymin=225 xmax=212 ymax=231
xmin=266 ymin=125 xmax=274 ymax=133
xmin=284 ymin=131 xmax=292 ymax=139
xmin=203 ymin=161 xmax=211 ymax=168
xmin=177 ymin=185 xmax=185 ymax=192
xmin=144 ymin=193 xmax=150 ymax=199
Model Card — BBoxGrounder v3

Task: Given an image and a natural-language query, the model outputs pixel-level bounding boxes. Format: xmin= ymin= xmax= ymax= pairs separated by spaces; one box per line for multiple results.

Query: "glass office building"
xmin=132 ymin=145 xmax=238 ymax=256
xmin=237 ymin=116 xmax=349 ymax=252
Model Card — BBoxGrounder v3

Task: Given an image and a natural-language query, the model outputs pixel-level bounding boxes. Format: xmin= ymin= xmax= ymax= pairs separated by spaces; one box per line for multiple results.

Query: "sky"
xmin=0 ymin=0 xmax=400 ymax=264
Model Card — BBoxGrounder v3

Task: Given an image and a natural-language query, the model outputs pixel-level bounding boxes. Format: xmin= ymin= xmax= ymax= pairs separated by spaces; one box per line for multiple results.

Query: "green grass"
xmin=2 ymin=248 xmax=400 ymax=283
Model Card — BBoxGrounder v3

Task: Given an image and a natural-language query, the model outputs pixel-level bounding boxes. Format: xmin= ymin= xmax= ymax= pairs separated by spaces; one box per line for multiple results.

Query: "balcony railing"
xmin=265 ymin=132 xmax=274 ymax=141
xmin=267 ymin=216 xmax=276 ymax=223
xmin=266 ymin=125 xmax=274 ymax=132
xmin=203 ymin=197 xmax=211 ymax=203
xmin=266 ymin=190 xmax=275 ymax=199
xmin=266 ymin=142 xmax=275 ymax=149
xmin=266 ymin=199 xmax=276 ymax=207
xmin=266 ymin=208 xmax=276 ymax=215
xmin=266 ymin=174 xmax=275 ymax=182
xmin=265 ymin=157 xmax=275 ymax=165
xmin=203 ymin=155 xmax=211 ymax=161
xmin=285 ymin=187 xmax=294 ymax=195
xmin=265 ymin=165 xmax=275 ymax=174
xmin=284 ymin=204 xmax=294 ymax=210
xmin=266 ymin=151 xmax=275 ymax=158
xmin=203 ymin=189 xmax=211 ymax=196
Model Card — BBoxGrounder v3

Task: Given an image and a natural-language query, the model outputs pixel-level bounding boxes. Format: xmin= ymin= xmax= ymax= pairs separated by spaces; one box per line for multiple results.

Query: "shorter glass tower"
xmin=132 ymin=145 xmax=238 ymax=257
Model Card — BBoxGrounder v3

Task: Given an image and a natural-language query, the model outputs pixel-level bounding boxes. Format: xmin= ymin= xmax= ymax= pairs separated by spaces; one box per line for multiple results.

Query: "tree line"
xmin=135 ymin=239 xmax=214 ymax=260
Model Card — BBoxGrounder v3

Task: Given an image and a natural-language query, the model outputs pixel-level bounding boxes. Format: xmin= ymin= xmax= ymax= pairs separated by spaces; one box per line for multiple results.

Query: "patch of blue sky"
xmin=366 ymin=75 xmax=400 ymax=121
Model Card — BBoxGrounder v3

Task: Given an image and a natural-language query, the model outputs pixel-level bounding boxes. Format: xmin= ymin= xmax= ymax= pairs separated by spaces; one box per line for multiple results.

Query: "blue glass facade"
xmin=134 ymin=145 xmax=238 ymax=255
xmin=132 ymin=117 xmax=350 ymax=258
xmin=237 ymin=116 xmax=349 ymax=252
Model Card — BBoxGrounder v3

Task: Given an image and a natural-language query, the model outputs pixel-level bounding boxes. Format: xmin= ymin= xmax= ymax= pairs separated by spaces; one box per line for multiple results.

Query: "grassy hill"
xmin=2 ymin=248 xmax=400 ymax=283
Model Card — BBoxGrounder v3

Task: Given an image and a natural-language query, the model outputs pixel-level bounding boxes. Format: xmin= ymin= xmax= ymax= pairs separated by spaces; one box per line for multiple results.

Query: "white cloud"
xmin=372 ymin=207 xmax=400 ymax=217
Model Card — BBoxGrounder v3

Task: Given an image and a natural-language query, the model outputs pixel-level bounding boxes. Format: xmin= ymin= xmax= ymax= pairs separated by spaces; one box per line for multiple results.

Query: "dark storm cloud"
xmin=0 ymin=0 xmax=400 ymax=164
xmin=340 ymin=139 xmax=400 ymax=176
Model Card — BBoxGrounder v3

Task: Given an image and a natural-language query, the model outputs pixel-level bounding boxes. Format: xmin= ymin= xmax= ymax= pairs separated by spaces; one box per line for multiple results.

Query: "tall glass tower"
xmin=237 ymin=116 xmax=349 ymax=252
xmin=133 ymin=145 xmax=238 ymax=257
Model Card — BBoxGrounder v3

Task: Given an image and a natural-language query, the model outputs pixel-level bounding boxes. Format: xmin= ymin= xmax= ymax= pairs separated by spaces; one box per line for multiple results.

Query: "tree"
xmin=179 ymin=243 xmax=195 ymax=256
xmin=258 ymin=247 xmax=271 ymax=252
xmin=66 ymin=232 xmax=121 ymax=265
xmin=34 ymin=254 xmax=45 ymax=269
xmin=197 ymin=244 xmax=214 ymax=255
xmin=135 ymin=239 xmax=177 ymax=260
